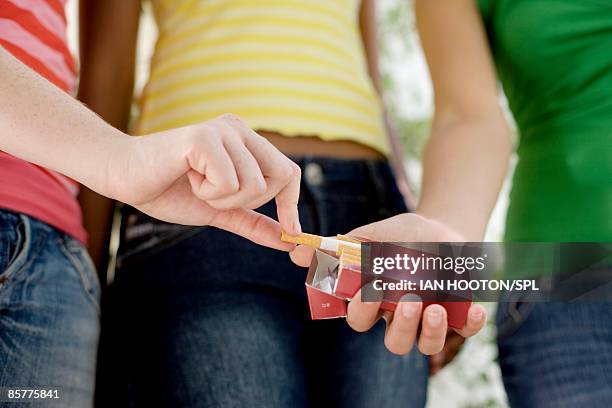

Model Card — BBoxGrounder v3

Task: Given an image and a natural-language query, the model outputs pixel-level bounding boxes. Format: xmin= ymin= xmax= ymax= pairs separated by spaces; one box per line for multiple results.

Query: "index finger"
xmin=241 ymin=129 xmax=302 ymax=234
xmin=209 ymin=208 xmax=295 ymax=251
xmin=274 ymin=165 xmax=301 ymax=234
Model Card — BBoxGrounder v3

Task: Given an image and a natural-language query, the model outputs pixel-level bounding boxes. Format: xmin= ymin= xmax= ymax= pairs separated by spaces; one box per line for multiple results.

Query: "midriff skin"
xmin=259 ymin=130 xmax=385 ymax=160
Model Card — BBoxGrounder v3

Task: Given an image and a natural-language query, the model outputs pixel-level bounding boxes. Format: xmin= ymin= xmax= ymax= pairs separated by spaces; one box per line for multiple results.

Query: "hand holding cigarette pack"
xmin=282 ymin=232 xmax=471 ymax=329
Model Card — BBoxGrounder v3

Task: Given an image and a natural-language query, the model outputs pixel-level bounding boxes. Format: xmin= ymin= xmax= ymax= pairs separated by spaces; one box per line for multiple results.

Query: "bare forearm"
xmin=417 ymin=117 xmax=511 ymax=240
xmin=78 ymin=0 xmax=140 ymax=129
xmin=0 ymin=47 xmax=127 ymax=197
xmin=413 ymin=0 xmax=512 ymax=240
xmin=359 ymin=0 xmax=383 ymax=94
xmin=77 ymin=0 xmax=140 ymax=267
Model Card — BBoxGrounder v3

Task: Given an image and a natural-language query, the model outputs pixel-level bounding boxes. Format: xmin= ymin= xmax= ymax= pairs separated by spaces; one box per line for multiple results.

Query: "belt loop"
xmin=17 ymin=213 xmax=33 ymax=253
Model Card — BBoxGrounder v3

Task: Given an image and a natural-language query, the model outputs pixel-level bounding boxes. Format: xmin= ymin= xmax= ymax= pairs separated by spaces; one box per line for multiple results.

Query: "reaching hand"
xmin=106 ymin=114 xmax=301 ymax=251
xmin=0 ymin=50 xmax=299 ymax=250
xmin=290 ymin=213 xmax=487 ymax=357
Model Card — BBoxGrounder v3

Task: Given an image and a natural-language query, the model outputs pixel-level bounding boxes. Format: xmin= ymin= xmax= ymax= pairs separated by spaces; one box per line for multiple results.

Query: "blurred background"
xmin=66 ymin=1 xmax=513 ymax=406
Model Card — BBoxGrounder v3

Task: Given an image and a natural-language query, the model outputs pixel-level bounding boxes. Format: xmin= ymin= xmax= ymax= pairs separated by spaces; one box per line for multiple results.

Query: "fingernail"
xmin=471 ymin=309 xmax=484 ymax=322
xmin=400 ymin=294 xmax=421 ymax=303
xmin=428 ymin=308 xmax=443 ymax=327
xmin=402 ymin=302 xmax=419 ymax=319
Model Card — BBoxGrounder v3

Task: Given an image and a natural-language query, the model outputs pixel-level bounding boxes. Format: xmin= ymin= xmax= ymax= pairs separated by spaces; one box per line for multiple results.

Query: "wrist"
xmin=414 ymin=206 xmax=486 ymax=242
xmin=99 ymin=130 xmax=134 ymax=201
xmin=101 ymin=128 xmax=192 ymax=205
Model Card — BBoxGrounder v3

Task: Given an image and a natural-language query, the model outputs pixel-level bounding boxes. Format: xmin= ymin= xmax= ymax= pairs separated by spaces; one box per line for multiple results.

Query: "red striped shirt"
xmin=0 ymin=0 xmax=86 ymax=243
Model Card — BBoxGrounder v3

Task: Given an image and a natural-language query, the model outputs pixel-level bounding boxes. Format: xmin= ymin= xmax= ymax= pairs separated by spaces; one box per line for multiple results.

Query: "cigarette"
xmin=336 ymin=245 xmax=361 ymax=264
xmin=281 ymin=232 xmax=360 ymax=252
xmin=340 ymin=253 xmax=361 ymax=266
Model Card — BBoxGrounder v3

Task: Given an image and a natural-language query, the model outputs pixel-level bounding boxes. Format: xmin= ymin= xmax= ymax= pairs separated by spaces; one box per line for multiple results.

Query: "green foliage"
xmin=393 ymin=112 xmax=431 ymax=159
xmin=379 ymin=0 xmax=432 ymax=160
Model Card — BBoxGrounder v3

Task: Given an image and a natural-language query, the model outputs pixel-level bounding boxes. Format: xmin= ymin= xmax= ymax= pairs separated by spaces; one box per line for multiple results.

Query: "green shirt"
xmin=478 ymin=0 xmax=612 ymax=243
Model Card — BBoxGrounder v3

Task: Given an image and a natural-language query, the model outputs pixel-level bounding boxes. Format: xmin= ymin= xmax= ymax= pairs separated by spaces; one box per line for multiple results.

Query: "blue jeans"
xmin=497 ymin=295 xmax=612 ymax=407
xmin=97 ymin=157 xmax=428 ymax=408
xmin=0 ymin=210 xmax=101 ymax=407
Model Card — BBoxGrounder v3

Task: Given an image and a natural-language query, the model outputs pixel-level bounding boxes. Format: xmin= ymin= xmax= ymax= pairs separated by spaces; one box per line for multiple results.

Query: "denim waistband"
xmin=0 ymin=208 xmax=84 ymax=252
xmin=291 ymin=156 xmax=394 ymax=183
xmin=0 ymin=208 xmax=89 ymax=287
xmin=291 ymin=156 xmax=400 ymax=216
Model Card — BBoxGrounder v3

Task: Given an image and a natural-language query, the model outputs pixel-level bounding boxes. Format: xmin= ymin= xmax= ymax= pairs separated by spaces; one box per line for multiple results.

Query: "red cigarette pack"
xmin=305 ymin=250 xmax=471 ymax=329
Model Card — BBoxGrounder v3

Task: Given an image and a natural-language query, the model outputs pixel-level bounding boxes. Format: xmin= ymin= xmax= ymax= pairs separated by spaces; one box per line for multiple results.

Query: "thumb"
xmin=347 ymin=214 xmax=413 ymax=242
xmin=289 ymin=245 xmax=315 ymax=267
xmin=210 ymin=208 xmax=295 ymax=251
xmin=349 ymin=213 xmax=464 ymax=243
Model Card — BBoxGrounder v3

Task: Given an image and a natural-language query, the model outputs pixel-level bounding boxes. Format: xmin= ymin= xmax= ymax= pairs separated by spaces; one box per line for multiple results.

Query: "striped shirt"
xmin=137 ymin=0 xmax=388 ymax=154
xmin=0 ymin=0 xmax=86 ymax=243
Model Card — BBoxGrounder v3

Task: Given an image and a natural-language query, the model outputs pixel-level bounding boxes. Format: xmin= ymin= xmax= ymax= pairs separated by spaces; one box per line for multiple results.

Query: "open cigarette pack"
xmin=285 ymin=233 xmax=471 ymax=329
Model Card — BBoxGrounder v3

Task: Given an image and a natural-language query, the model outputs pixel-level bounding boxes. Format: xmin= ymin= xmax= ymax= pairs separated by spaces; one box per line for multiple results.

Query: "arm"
xmin=0 ymin=46 xmax=128 ymax=195
xmin=359 ymin=0 xmax=416 ymax=209
xmin=415 ymin=0 xmax=511 ymax=240
xmin=0 ymin=47 xmax=301 ymax=250
xmin=292 ymin=0 xmax=510 ymax=357
xmin=359 ymin=0 xmax=383 ymax=94
xmin=77 ymin=0 xmax=141 ymax=270
xmin=353 ymin=0 xmax=510 ymax=354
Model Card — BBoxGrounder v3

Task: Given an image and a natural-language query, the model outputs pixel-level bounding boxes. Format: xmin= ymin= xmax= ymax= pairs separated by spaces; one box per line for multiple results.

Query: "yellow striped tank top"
xmin=136 ymin=0 xmax=388 ymax=154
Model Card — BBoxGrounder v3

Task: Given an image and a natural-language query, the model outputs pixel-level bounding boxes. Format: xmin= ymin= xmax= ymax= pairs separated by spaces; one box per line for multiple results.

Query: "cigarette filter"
xmin=281 ymin=232 xmax=360 ymax=252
